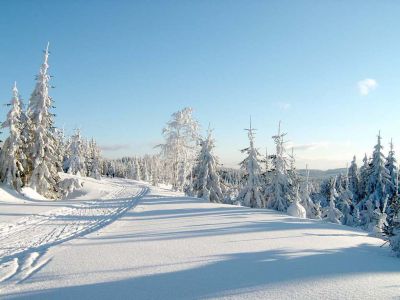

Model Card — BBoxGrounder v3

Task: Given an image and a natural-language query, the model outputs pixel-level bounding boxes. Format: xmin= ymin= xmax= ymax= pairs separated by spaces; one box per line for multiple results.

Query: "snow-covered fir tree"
xmin=134 ymin=158 xmax=141 ymax=180
xmin=26 ymin=43 xmax=60 ymax=198
xmin=265 ymin=122 xmax=294 ymax=212
xmin=323 ymin=178 xmax=343 ymax=224
xmin=383 ymin=178 xmax=400 ymax=256
xmin=324 ymin=195 xmax=343 ymax=224
xmin=88 ymin=138 xmax=101 ymax=179
xmin=301 ymin=165 xmax=318 ymax=218
xmin=371 ymin=196 xmax=388 ymax=236
xmin=358 ymin=154 xmax=370 ymax=202
xmin=65 ymin=129 xmax=85 ymax=176
xmin=348 ymin=156 xmax=359 ymax=203
xmin=0 ymin=82 xmax=26 ymax=190
xmin=385 ymin=139 xmax=398 ymax=198
xmin=365 ymin=132 xmax=392 ymax=210
xmin=336 ymin=172 xmax=355 ymax=226
xmin=236 ymin=120 xmax=264 ymax=208
xmin=192 ymin=129 xmax=224 ymax=203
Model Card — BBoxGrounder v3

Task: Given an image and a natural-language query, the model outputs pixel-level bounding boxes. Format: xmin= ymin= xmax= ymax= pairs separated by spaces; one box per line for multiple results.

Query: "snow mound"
xmin=287 ymin=200 xmax=306 ymax=218
xmin=20 ymin=187 xmax=47 ymax=201
xmin=0 ymin=185 xmax=27 ymax=203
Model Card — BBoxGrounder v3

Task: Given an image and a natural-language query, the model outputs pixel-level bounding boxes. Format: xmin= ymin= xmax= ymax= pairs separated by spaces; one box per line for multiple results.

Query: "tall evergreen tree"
xmin=301 ymin=165 xmax=318 ymax=218
xmin=26 ymin=43 xmax=61 ymax=198
xmin=365 ymin=132 xmax=392 ymax=210
xmin=358 ymin=153 xmax=369 ymax=202
xmin=348 ymin=155 xmax=359 ymax=203
xmin=88 ymin=138 xmax=101 ymax=179
xmin=383 ymin=177 xmax=400 ymax=255
xmin=0 ymin=82 xmax=25 ymax=190
xmin=192 ymin=129 xmax=224 ymax=203
xmin=265 ymin=122 xmax=294 ymax=212
xmin=65 ymin=129 xmax=85 ymax=175
xmin=385 ymin=139 xmax=398 ymax=198
xmin=237 ymin=120 xmax=264 ymax=208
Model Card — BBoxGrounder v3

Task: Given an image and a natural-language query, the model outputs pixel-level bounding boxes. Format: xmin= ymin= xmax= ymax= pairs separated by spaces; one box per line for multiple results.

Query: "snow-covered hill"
xmin=1 ymin=176 xmax=399 ymax=299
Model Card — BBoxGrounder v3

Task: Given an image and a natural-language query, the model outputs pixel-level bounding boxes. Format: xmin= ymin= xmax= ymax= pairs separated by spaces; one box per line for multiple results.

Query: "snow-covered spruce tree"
xmin=385 ymin=139 xmax=398 ymax=199
xmin=383 ymin=178 xmax=400 ymax=255
xmin=323 ymin=178 xmax=343 ymax=224
xmin=348 ymin=156 xmax=359 ymax=203
xmin=288 ymin=147 xmax=300 ymax=189
xmin=360 ymin=199 xmax=376 ymax=230
xmin=358 ymin=153 xmax=370 ymax=202
xmin=236 ymin=120 xmax=264 ymax=208
xmin=192 ymin=129 xmax=224 ymax=203
xmin=324 ymin=195 xmax=343 ymax=224
xmin=26 ymin=43 xmax=61 ymax=198
xmin=365 ymin=132 xmax=392 ymax=210
xmin=150 ymin=155 xmax=161 ymax=186
xmin=372 ymin=196 xmax=388 ymax=236
xmin=300 ymin=165 xmax=318 ymax=218
xmin=53 ymin=128 xmax=66 ymax=173
xmin=88 ymin=138 xmax=101 ymax=179
xmin=157 ymin=107 xmax=200 ymax=190
xmin=265 ymin=122 xmax=294 ymax=212
xmin=336 ymin=172 xmax=355 ymax=226
xmin=65 ymin=129 xmax=85 ymax=176
xmin=134 ymin=158 xmax=141 ymax=180
xmin=0 ymin=82 xmax=26 ymax=190
xmin=141 ymin=159 xmax=150 ymax=182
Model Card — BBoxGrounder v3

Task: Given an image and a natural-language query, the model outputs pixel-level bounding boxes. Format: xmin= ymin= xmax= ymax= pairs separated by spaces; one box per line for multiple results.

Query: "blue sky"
xmin=1 ymin=1 xmax=400 ymax=169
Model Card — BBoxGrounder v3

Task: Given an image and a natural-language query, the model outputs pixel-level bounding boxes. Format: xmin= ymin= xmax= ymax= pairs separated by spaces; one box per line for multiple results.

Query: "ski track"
xmin=0 ymin=182 xmax=148 ymax=286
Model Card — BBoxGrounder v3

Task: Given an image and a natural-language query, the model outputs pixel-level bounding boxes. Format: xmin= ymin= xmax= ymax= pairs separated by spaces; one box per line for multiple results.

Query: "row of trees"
xmin=134 ymin=107 xmax=400 ymax=255
xmin=0 ymin=45 xmax=102 ymax=198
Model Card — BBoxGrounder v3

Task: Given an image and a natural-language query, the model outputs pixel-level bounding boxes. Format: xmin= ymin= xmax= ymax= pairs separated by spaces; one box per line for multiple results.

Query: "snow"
xmin=287 ymin=198 xmax=306 ymax=218
xmin=0 ymin=175 xmax=399 ymax=299
xmin=20 ymin=187 xmax=48 ymax=201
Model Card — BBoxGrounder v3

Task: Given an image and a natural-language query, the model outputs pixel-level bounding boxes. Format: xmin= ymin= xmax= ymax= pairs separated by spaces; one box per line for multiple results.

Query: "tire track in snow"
xmin=0 ymin=183 xmax=148 ymax=286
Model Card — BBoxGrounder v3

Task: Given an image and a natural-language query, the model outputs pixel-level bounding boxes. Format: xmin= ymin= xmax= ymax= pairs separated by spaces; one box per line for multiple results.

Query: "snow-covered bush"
xmin=287 ymin=188 xmax=306 ymax=218
xmin=58 ymin=177 xmax=83 ymax=198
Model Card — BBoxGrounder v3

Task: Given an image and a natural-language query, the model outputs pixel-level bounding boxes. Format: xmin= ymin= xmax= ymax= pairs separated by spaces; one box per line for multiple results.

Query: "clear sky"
xmin=1 ymin=0 xmax=400 ymax=169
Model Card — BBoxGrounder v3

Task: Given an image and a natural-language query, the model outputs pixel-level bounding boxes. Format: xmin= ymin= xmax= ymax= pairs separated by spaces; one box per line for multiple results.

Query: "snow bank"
xmin=0 ymin=185 xmax=28 ymax=203
xmin=20 ymin=187 xmax=48 ymax=201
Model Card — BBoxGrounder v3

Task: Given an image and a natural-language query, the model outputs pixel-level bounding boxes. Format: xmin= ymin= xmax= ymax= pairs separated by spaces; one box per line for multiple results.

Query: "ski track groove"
xmin=0 ymin=183 xmax=148 ymax=286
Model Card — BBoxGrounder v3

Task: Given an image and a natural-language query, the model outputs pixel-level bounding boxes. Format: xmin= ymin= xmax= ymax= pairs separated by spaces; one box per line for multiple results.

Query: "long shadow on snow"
xmin=79 ymin=195 xmax=366 ymax=246
xmin=6 ymin=243 xmax=400 ymax=299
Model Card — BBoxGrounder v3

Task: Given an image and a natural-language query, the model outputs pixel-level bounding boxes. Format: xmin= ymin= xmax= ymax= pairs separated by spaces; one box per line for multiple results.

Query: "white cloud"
xmin=276 ymin=102 xmax=291 ymax=110
xmin=285 ymin=141 xmax=329 ymax=151
xmin=357 ymin=78 xmax=378 ymax=96
xmin=99 ymin=144 xmax=131 ymax=151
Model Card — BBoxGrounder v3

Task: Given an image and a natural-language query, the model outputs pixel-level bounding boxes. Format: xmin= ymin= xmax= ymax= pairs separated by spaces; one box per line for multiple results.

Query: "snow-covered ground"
xmin=1 ymin=176 xmax=400 ymax=299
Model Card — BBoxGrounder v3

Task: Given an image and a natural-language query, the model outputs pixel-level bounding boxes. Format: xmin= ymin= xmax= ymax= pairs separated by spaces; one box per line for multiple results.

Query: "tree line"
xmin=104 ymin=107 xmax=400 ymax=256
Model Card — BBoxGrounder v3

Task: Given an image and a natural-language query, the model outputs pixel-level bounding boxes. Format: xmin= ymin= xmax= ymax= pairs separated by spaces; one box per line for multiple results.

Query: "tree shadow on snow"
xmin=6 ymin=243 xmax=400 ymax=299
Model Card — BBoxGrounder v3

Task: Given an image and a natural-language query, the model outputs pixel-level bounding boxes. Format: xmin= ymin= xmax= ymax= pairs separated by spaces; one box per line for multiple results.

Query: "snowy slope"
xmin=1 ymin=178 xmax=400 ymax=299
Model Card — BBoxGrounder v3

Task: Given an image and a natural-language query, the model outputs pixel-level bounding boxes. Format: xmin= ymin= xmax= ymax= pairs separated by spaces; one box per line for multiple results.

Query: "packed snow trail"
xmin=2 ymin=179 xmax=400 ymax=299
xmin=0 ymin=180 xmax=148 ymax=286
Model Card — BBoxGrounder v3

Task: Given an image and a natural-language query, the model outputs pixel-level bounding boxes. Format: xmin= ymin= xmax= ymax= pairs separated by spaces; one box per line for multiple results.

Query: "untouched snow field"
xmin=0 ymin=176 xmax=399 ymax=299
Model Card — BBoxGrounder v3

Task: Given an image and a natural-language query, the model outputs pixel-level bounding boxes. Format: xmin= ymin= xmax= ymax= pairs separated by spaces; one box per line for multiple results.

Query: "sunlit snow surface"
xmin=0 ymin=175 xmax=399 ymax=299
